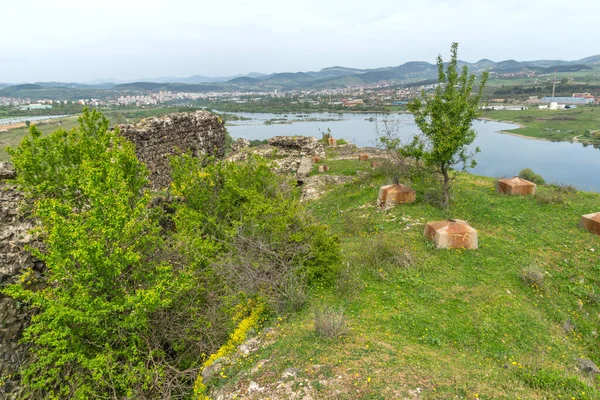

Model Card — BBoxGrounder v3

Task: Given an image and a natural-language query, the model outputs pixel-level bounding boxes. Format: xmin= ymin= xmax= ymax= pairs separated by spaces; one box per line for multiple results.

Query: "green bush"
xmin=518 ymin=168 xmax=546 ymax=185
xmin=5 ymin=109 xmax=191 ymax=398
xmin=170 ymin=154 xmax=342 ymax=292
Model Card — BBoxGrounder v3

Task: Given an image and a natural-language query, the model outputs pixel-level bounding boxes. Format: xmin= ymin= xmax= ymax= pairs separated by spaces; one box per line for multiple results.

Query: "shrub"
xmin=521 ymin=266 xmax=546 ymax=290
xmin=170 ymin=154 xmax=342 ymax=292
xmin=5 ymin=109 xmax=193 ymax=398
xmin=519 ymin=168 xmax=546 ymax=185
xmin=314 ymin=306 xmax=348 ymax=338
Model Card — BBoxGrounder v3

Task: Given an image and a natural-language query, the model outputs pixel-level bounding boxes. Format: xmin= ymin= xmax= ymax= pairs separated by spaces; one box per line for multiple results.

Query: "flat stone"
xmin=377 ymin=184 xmax=416 ymax=206
xmin=496 ymin=176 xmax=536 ymax=195
xmin=424 ymin=219 xmax=478 ymax=249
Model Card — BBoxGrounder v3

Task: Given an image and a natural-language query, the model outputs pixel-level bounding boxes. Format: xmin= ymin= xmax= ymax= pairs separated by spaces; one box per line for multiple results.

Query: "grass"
xmin=482 ymin=106 xmax=600 ymax=145
xmin=210 ymin=166 xmax=600 ymax=399
xmin=0 ymin=116 xmax=81 ymax=161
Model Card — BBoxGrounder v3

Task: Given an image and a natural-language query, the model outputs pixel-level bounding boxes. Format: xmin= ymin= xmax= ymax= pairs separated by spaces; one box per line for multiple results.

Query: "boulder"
xmin=580 ymin=212 xmax=600 ymax=235
xmin=359 ymin=154 xmax=369 ymax=161
xmin=424 ymin=219 xmax=478 ymax=249
xmin=496 ymin=176 xmax=536 ymax=195
xmin=318 ymin=165 xmax=329 ymax=173
xmin=328 ymin=137 xmax=337 ymax=147
xmin=377 ymin=184 xmax=416 ymax=206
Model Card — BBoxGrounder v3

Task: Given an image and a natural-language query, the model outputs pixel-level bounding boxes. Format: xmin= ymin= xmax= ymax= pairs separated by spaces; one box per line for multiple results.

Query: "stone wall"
xmin=119 ymin=111 xmax=227 ymax=189
xmin=0 ymin=162 xmax=43 ymax=399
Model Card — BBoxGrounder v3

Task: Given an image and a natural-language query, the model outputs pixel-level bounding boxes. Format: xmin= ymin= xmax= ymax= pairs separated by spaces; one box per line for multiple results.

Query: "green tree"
xmin=406 ymin=42 xmax=488 ymax=208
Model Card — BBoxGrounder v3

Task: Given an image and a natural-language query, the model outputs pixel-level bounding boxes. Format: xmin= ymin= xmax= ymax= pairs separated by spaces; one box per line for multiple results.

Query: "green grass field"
xmin=208 ymin=156 xmax=600 ymax=399
xmin=483 ymin=106 xmax=600 ymax=145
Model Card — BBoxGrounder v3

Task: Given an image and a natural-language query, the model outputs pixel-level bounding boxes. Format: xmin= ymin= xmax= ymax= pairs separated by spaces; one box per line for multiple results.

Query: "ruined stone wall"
xmin=119 ymin=110 xmax=227 ymax=189
xmin=0 ymin=162 xmax=43 ymax=399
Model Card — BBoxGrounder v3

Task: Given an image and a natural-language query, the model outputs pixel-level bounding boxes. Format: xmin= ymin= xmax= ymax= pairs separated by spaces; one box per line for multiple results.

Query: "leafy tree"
xmin=405 ymin=42 xmax=489 ymax=208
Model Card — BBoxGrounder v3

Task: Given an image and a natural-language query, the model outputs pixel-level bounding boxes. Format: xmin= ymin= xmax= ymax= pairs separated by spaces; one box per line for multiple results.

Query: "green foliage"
xmin=170 ymin=154 xmax=341 ymax=290
xmin=403 ymin=42 xmax=489 ymax=207
xmin=519 ymin=168 xmax=546 ymax=185
xmin=4 ymin=109 xmax=186 ymax=398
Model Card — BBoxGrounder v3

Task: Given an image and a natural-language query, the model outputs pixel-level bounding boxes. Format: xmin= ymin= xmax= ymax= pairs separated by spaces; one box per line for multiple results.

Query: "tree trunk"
xmin=441 ymin=164 xmax=450 ymax=209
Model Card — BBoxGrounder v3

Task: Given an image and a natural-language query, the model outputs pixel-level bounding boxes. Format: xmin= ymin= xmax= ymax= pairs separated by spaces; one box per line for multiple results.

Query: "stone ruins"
xmin=119 ymin=110 xmax=227 ymax=189
xmin=0 ymin=162 xmax=44 ymax=399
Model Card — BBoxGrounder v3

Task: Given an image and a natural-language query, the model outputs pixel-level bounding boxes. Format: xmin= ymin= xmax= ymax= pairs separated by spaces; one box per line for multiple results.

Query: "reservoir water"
xmin=226 ymin=112 xmax=600 ymax=193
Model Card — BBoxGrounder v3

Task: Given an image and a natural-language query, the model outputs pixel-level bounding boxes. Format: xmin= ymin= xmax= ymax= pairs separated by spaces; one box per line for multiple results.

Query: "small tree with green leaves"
xmin=405 ymin=42 xmax=488 ymax=208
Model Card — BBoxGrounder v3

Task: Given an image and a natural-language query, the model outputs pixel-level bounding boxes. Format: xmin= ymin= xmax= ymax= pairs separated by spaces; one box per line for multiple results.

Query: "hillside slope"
xmin=205 ymin=153 xmax=600 ymax=399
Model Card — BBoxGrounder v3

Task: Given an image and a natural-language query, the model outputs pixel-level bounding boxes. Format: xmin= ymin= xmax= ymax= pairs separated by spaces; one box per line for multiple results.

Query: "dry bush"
xmin=314 ymin=306 xmax=348 ymax=339
xmin=521 ymin=266 xmax=546 ymax=290
xmin=363 ymin=235 xmax=415 ymax=271
xmin=212 ymin=233 xmax=311 ymax=312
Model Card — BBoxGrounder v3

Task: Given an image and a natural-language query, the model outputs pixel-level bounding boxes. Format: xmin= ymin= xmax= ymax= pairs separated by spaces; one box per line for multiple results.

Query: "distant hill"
xmin=5 ymin=53 xmax=600 ymax=95
xmin=33 ymin=82 xmax=117 ymax=90
xmin=112 ymin=82 xmax=224 ymax=92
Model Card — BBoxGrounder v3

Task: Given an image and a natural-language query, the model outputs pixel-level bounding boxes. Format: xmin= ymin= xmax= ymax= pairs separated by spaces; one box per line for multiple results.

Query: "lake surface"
xmin=226 ymin=112 xmax=600 ymax=193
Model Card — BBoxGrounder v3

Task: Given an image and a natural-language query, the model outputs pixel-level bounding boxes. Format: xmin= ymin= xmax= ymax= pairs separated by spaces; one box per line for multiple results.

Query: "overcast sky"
xmin=1 ymin=0 xmax=598 ymax=83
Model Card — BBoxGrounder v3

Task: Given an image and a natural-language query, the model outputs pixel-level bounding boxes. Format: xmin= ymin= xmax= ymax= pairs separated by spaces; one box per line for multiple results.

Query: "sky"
xmin=1 ymin=0 xmax=599 ymax=83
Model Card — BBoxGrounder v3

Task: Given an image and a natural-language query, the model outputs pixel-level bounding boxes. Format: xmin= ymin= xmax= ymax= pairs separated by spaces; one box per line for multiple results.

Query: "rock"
xmin=496 ymin=176 xmax=536 ymax=195
xmin=296 ymin=157 xmax=313 ymax=183
xmin=424 ymin=219 xmax=478 ymax=249
xmin=580 ymin=212 xmax=600 ymax=235
xmin=202 ymin=359 xmax=225 ymax=383
xmin=231 ymin=138 xmax=251 ymax=153
xmin=237 ymin=337 xmax=260 ymax=357
xmin=359 ymin=154 xmax=369 ymax=161
xmin=282 ymin=367 xmax=301 ymax=378
xmin=318 ymin=165 xmax=329 ymax=173
xmin=577 ymin=358 xmax=600 ymax=375
xmin=268 ymin=136 xmax=325 ymax=157
xmin=0 ymin=162 xmax=16 ymax=180
xmin=377 ymin=184 xmax=416 ymax=206
xmin=119 ymin=111 xmax=227 ymax=189
xmin=562 ymin=318 xmax=576 ymax=334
